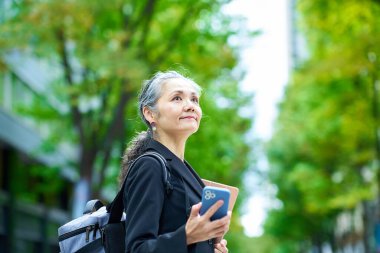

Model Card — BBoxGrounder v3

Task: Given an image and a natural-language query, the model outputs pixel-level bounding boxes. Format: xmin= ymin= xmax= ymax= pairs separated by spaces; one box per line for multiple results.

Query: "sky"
xmin=223 ymin=0 xmax=290 ymax=236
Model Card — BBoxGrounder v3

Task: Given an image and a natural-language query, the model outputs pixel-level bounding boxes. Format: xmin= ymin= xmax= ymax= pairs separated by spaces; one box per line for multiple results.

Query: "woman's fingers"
xmin=203 ymin=200 xmax=224 ymax=220
xmin=208 ymin=211 xmax=231 ymax=232
xmin=189 ymin=202 xmax=202 ymax=218
xmin=214 ymin=241 xmax=228 ymax=253
xmin=186 ymin=202 xmax=232 ymax=245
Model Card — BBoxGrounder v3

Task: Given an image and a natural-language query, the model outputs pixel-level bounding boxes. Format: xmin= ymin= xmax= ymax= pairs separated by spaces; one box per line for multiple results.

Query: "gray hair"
xmin=138 ymin=70 xmax=202 ymax=128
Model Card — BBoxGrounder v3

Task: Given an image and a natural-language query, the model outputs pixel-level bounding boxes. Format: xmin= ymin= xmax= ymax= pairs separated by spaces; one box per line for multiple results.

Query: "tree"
xmin=264 ymin=0 xmax=380 ymax=251
xmin=1 ymin=0 xmax=256 ymax=251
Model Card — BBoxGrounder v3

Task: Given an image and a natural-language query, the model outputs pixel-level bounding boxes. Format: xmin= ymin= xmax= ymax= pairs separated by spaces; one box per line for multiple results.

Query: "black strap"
xmin=75 ymin=238 xmax=102 ymax=253
xmin=83 ymin=199 xmax=104 ymax=214
xmin=107 ymin=152 xmax=171 ymax=224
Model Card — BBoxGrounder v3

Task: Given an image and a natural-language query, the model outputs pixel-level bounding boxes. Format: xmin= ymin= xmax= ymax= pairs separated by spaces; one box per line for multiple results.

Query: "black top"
xmin=123 ymin=138 xmax=214 ymax=253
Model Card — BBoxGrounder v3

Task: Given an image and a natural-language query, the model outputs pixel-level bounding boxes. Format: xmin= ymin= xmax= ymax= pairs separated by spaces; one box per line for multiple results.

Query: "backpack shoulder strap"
xmin=83 ymin=199 xmax=104 ymax=214
xmin=144 ymin=151 xmax=173 ymax=194
xmin=107 ymin=152 xmax=172 ymax=224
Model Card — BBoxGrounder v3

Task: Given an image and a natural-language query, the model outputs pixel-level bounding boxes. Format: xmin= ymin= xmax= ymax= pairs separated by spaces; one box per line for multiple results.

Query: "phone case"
xmin=200 ymin=186 xmax=230 ymax=221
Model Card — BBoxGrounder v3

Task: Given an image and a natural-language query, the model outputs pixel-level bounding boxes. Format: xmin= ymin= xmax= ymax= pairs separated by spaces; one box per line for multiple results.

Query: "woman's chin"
xmin=176 ymin=126 xmax=199 ymax=136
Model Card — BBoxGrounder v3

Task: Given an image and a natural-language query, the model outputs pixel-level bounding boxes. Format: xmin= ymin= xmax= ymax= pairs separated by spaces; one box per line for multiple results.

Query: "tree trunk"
xmin=311 ymin=235 xmax=322 ymax=253
xmin=72 ymin=179 xmax=90 ymax=218
xmin=72 ymin=147 xmax=97 ymax=217
xmin=362 ymin=200 xmax=375 ymax=253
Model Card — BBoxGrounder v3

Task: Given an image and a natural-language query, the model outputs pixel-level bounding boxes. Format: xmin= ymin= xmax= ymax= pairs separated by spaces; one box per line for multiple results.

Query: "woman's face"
xmin=153 ymin=78 xmax=202 ymax=138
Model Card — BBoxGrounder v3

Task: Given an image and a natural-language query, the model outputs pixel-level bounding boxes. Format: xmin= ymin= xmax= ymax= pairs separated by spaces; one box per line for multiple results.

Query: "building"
xmin=0 ymin=49 xmax=77 ymax=253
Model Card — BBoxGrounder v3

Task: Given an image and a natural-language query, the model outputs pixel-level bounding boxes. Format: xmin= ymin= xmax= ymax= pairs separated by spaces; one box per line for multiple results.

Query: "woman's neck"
xmin=154 ymin=133 xmax=187 ymax=161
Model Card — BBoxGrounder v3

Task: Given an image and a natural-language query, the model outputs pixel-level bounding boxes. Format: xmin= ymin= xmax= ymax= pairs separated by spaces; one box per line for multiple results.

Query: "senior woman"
xmin=120 ymin=71 xmax=231 ymax=253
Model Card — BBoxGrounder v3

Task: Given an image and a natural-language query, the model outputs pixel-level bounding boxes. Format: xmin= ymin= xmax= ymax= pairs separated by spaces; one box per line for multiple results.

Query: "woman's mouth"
xmin=180 ymin=116 xmax=197 ymax=121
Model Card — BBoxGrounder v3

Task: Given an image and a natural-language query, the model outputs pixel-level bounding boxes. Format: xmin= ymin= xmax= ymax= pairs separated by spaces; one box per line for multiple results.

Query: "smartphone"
xmin=200 ymin=186 xmax=230 ymax=221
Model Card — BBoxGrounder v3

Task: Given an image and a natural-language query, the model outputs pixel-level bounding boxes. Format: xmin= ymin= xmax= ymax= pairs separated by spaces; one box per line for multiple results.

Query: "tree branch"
xmin=96 ymin=120 xmax=125 ymax=195
xmin=137 ymin=0 xmax=157 ymax=48
xmin=99 ymin=81 xmax=131 ymax=159
xmin=151 ymin=2 xmax=199 ymax=66
xmin=122 ymin=0 xmax=157 ymax=48
xmin=56 ymin=29 xmax=86 ymax=146
xmin=95 ymin=85 xmax=131 ymax=193
xmin=121 ymin=0 xmax=138 ymax=34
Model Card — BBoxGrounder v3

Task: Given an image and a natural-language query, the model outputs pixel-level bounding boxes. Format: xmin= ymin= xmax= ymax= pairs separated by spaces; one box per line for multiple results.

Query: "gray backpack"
xmin=58 ymin=152 xmax=172 ymax=253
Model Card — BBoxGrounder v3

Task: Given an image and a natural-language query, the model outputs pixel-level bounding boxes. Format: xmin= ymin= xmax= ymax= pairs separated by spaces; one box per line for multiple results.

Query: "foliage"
xmin=263 ymin=0 xmax=380 ymax=251
xmin=5 ymin=149 xmax=65 ymax=207
xmin=0 ymin=0 xmax=255 ymax=251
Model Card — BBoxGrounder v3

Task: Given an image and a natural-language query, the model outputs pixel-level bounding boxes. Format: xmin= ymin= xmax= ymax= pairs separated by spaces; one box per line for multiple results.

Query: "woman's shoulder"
xmin=128 ymin=154 xmax=166 ymax=178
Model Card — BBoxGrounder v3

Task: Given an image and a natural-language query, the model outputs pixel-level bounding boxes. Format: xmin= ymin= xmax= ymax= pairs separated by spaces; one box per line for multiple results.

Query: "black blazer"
xmin=123 ymin=139 xmax=214 ymax=253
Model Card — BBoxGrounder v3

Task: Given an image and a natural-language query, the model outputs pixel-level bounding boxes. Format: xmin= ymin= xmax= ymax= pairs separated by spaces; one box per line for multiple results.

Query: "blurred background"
xmin=1 ymin=0 xmax=380 ymax=252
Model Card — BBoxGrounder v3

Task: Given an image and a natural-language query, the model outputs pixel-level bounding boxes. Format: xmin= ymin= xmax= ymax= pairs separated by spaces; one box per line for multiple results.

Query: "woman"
xmin=120 ymin=71 xmax=231 ymax=253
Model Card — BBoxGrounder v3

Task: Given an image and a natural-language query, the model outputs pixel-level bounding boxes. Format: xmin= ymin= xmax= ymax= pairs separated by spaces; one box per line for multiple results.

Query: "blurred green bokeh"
xmin=0 ymin=0 xmax=256 ymax=252
xmin=265 ymin=0 xmax=380 ymax=252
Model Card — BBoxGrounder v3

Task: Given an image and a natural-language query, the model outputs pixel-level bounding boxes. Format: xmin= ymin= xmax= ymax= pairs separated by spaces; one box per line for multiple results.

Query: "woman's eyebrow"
xmin=170 ymin=90 xmax=198 ymax=96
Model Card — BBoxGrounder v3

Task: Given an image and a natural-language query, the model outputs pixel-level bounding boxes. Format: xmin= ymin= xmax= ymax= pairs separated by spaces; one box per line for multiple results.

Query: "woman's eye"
xmin=192 ymin=97 xmax=199 ymax=103
xmin=173 ymin=96 xmax=182 ymax=101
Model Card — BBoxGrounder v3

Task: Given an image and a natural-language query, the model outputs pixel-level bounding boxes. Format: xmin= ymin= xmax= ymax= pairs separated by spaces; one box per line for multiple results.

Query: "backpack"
xmin=57 ymin=152 xmax=172 ymax=253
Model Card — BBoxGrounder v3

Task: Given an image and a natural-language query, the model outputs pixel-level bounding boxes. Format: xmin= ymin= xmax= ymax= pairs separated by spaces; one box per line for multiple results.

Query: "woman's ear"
xmin=142 ymin=106 xmax=155 ymax=124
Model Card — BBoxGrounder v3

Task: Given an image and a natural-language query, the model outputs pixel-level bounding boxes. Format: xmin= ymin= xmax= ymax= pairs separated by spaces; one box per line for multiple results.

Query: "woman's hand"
xmin=185 ymin=201 xmax=231 ymax=245
xmin=214 ymin=239 xmax=228 ymax=253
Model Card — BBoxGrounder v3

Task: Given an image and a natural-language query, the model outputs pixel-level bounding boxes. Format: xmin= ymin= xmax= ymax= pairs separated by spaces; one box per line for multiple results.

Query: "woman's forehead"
xmin=162 ymin=78 xmax=199 ymax=95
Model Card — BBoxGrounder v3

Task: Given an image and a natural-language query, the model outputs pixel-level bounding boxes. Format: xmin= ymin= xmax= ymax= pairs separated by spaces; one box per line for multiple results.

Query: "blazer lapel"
xmin=184 ymin=160 xmax=206 ymax=188
xmin=168 ymin=158 xmax=203 ymax=199
xmin=144 ymin=139 xmax=204 ymax=198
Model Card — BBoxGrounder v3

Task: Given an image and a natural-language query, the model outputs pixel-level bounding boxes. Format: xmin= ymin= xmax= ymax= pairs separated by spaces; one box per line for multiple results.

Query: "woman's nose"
xmin=184 ymin=99 xmax=195 ymax=111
